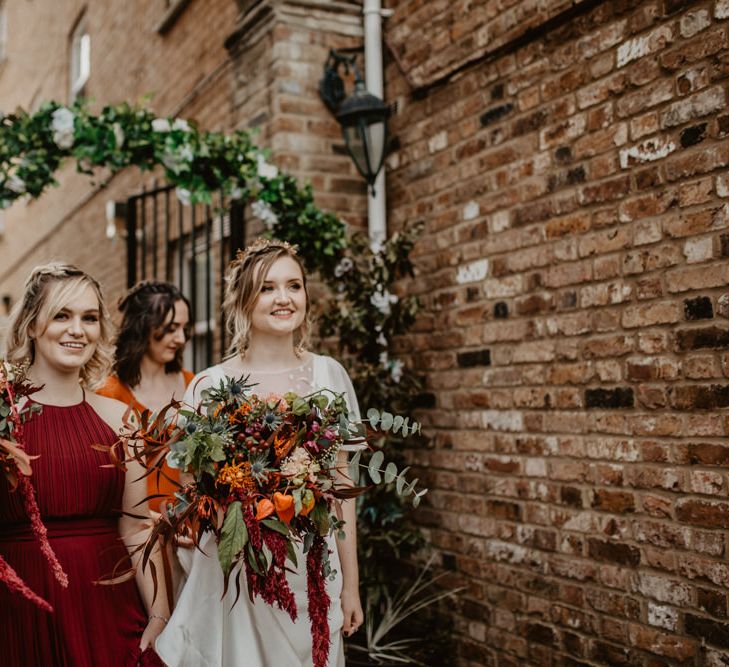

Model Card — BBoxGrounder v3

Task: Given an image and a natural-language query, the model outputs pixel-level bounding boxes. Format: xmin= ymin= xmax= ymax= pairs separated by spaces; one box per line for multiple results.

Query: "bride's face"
xmin=249 ymin=256 xmax=307 ymax=339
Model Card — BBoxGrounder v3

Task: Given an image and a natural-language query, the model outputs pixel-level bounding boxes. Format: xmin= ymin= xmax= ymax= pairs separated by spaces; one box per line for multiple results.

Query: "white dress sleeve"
xmin=313 ymin=355 xmax=365 ymax=452
xmin=181 ymin=365 xmax=228 ymax=409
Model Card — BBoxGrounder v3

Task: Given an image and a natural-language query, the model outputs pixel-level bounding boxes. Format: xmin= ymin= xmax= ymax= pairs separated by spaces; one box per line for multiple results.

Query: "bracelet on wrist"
xmin=149 ymin=614 xmax=169 ymax=624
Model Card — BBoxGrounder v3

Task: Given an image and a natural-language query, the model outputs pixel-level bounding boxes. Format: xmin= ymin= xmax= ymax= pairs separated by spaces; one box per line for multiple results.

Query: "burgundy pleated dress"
xmin=0 ymin=398 xmax=147 ymax=666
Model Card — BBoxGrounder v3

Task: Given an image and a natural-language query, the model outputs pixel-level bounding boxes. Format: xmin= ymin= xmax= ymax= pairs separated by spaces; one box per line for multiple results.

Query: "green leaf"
xmin=384 ymin=462 xmax=398 ymax=484
xmin=379 ymin=412 xmax=394 ymax=431
xmin=395 ymin=468 xmax=410 ymax=495
xmin=261 ymin=542 xmax=273 ymax=572
xmin=348 ymin=450 xmax=361 ymax=480
xmin=368 ymin=450 xmax=384 ymax=484
xmin=218 ymin=502 xmax=248 ymax=577
xmin=262 ymin=518 xmax=290 ymax=536
xmin=366 ymin=408 xmax=380 ymax=427
xmin=393 ymin=415 xmax=404 ymax=433
xmin=286 ymin=540 xmax=298 ymax=568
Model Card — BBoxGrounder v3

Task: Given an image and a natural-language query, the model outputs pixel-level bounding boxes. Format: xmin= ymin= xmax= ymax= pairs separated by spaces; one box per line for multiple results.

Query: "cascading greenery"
xmin=0 ymin=99 xmax=441 ymax=662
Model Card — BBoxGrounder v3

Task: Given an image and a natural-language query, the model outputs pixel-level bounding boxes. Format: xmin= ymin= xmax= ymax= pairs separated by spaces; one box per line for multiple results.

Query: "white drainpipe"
xmin=363 ymin=0 xmax=388 ymax=249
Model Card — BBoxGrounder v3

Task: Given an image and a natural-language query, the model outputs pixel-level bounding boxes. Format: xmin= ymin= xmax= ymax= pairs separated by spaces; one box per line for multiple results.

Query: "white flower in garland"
xmin=50 ymin=107 xmax=75 ymax=149
xmin=370 ymin=288 xmax=398 ymax=316
xmin=162 ymin=144 xmax=194 ymax=174
xmin=175 ymin=187 xmax=191 ymax=206
xmin=6 ymin=175 xmax=26 ymax=194
xmin=251 ymin=199 xmax=278 ymax=230
xmin=389 ymin=359 xmax=404 ymax=383
xmin=334 ymin=257 xmax=354 ymax=277
xmin=172 ymin=118 xmax=190 ymax=132
xmin=256 ymin=153 xmax=278 ymax=180
xmin=230 ymin=185 xmax=244 ymax=200
xmin=112 ymin=123 xmax=125 ymax=148
xmin=151 ymin=118 xmax=172 ymax=132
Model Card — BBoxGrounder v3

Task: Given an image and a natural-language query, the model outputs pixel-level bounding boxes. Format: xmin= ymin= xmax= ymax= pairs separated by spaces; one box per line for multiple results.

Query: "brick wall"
xmin=385 ymin=0 xmax=729 ymax=664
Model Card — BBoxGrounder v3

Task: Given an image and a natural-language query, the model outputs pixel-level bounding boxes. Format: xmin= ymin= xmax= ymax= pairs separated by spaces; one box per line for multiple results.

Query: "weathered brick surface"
xmin=386 ymin=0 xmax=729 ymax=664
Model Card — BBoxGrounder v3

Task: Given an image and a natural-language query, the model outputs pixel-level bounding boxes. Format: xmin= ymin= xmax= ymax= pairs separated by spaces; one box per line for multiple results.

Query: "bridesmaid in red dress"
xmin=0 ymin=264 xmax=169 ymax=666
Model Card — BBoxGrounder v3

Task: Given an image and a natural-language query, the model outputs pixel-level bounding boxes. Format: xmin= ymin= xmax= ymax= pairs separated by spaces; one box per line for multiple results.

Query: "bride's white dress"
xmin=156 ymin=354 xmax=360 ymax=667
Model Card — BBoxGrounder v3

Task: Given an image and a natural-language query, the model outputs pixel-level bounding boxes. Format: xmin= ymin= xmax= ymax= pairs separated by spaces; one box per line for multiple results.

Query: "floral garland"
xmin=0 ymin=101 xmax=347 ymax=276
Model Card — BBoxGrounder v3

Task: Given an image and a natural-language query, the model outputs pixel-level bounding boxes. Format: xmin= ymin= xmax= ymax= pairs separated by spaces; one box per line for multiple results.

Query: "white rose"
xmin=251 ymin=199 xmax=279 ymax=230
xmin=53 ymin=129 xmax=75 ymax=149
xmin=176 ymin=187 xmax=191 ymax=206
xmin=152 ymin=118 xmax=172 ymax=132
xmin=256 ymin=154 xmax=278 ymax=180
xmin=334 ymin=257 xmax=354 ymax=277
xmin=172 ymin=118 xmax=190 ymax=132
xmin=51 ymin=107 xmax=75 ymax=133
xmin=390 ymin=359 xmax=404 ymax=383
xmin=370 ymin=288 xmax=398 ymax=316
xmin=6 ymin=175 xmax=26 ymax=194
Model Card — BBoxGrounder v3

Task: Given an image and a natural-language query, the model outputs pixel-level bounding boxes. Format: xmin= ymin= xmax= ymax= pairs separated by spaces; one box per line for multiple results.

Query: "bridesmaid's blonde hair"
xmin=5 ymin=263 xmax=114 ymax=388
xmin=223 ymin=239 xmax=312 ymax=359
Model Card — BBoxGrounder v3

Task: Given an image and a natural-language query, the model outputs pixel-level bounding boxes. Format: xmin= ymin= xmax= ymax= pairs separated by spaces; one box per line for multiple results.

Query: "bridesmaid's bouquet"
xmin=125 ymin=375 xmax=424 ymax=667
xmin=0 ymin=360 xmax=68 ymax=612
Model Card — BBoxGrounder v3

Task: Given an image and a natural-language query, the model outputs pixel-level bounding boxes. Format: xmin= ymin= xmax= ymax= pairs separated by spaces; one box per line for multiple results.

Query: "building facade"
xmin=3 ymin=0 xmax=729 ymax=664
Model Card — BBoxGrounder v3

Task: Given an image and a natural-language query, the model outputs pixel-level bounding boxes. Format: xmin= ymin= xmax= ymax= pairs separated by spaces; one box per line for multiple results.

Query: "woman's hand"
xmin=341 ymin=586 xmax=364 ymax=637
xmin=139 ymin=615 xmax=168 ymax=650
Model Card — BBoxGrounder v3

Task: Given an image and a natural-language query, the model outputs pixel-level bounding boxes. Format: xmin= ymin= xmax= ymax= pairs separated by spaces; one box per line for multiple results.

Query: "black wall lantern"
xmin=319 ymin=49 xmax=391 ymax=195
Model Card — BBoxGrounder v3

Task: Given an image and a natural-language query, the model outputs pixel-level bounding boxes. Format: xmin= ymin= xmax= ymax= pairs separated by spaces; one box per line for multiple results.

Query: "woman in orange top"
xmin=98 ymin=280 xmax=193 ymax=504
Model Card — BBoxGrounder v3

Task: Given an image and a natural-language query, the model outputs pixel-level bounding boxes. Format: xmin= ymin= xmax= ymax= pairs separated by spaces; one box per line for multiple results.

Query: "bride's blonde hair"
xmin=4 ymin=263 xmax=114 ymax=388
xmin=223 ymin=239 xmax=312 ymax=359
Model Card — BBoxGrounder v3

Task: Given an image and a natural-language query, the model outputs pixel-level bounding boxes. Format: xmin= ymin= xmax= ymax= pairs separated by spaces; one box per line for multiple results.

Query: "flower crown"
xmin=234 ymin=237 xmax=298 ymax=265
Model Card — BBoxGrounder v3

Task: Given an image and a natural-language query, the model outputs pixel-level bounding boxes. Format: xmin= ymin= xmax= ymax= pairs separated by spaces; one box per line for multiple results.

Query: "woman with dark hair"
xmin=97 ymin=280 xmax=194 ymax=503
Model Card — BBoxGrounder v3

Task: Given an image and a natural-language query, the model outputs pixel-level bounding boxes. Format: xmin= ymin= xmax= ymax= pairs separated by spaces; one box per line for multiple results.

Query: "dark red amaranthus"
xmin=0 ymin=554 xmax=53 ymax=613
xmin=241 ymin=506 xmax=297 ymax=618
xmin=17 ymin=473 xmax=68 ymax=588
xmin=306 ymin=536 xmax=331 ymax=667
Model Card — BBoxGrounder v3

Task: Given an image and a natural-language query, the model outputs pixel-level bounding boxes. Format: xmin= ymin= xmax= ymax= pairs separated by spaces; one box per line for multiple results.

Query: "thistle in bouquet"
xmin=0 ymin=360 xmax=69 ymax=612
xmin=125 ymin=375 xmax=425 ymax=667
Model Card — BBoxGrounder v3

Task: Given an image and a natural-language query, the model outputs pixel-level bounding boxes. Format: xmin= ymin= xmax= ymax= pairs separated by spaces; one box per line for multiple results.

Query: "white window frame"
xmin=69 ymin=18 xmax=90 ymax=101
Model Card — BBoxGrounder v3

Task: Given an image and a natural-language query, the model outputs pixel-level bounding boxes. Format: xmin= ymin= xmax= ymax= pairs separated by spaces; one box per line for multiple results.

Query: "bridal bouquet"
xmin=125 ymin=375 xmax=424 ymax=667
xmin=0 ymin=360 xmax=68 ymax=612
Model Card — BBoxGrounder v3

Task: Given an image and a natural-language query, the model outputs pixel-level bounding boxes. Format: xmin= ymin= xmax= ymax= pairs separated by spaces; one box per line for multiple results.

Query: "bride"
xmin=155 ymin=239 xmax=364 ymax=666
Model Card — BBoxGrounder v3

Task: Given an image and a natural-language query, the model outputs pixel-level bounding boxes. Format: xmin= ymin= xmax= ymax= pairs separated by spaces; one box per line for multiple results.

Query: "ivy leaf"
xmin=218 ymin=501 xmax=248 ymax=577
